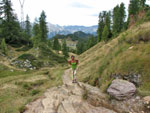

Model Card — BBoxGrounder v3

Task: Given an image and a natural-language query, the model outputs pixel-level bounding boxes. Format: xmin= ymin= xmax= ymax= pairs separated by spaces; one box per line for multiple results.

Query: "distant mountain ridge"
xmin=47 ymin=23 xmax=98 ymax=38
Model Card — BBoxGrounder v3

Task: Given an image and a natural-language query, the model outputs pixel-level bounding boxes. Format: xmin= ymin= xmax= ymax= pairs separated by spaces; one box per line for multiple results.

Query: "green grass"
xmin=78 ymin=22 xmax=150 ymax=96
xmin=0 ymin=66 xmax=64 ymax=113
xmin=0 ymin=63 xmax=31 ymax=78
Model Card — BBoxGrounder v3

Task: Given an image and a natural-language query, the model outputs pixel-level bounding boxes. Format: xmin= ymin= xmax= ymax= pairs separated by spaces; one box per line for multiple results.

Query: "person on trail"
xmin=68 ymin=55 xmax=79 ymax=83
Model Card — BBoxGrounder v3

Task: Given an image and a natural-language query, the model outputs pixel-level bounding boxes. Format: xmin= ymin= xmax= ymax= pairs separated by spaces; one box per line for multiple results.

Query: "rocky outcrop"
xmin=11 ymin=59 xmax=36 ymax=70
xmin=25 ymin=70 xmax=146 ymax=113
xmin=25 ymin=69 xmax=117 ymax=113
xmin=107 ymin=79 xmax=136 ymax=100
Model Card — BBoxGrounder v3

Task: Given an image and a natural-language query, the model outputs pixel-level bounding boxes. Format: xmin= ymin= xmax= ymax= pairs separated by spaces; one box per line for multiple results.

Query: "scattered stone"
xmin=107 ymin=79 xmax=136 ymax=100
xmin=11 ymin=59 xmax=36 ymax=70
xmin=10 ymin=69 xmax=14 ymax=72
xmin=129 ymin=46 xmax=134 ymax=50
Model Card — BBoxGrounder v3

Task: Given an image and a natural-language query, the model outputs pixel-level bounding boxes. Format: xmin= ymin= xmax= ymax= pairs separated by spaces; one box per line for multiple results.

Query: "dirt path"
xmin=24 ymin=69 xmax=116 ymax=113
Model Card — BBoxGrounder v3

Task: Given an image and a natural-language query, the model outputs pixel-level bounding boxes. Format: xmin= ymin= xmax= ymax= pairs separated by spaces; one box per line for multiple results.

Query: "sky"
xmin=11 ymin=0 xmax=149 ymax=26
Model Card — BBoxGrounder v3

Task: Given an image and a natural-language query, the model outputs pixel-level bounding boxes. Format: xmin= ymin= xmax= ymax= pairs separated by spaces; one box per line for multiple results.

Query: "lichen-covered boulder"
xmin=107 ymin=79 xmax=136 ymax=100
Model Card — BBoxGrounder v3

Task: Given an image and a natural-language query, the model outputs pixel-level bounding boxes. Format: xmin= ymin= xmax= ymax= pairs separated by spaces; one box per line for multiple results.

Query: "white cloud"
xmin=11 ymin=0 xmax=133 ymax=26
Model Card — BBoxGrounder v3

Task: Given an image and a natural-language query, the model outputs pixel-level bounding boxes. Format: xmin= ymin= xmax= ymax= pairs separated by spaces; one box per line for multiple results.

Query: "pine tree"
xmin=76 ymin=41 xmax=84 ymax=55
xmin=62 ymin=39 xmax=69 ymax=57
xmin=1 ymin=0 xmax=21 ymax=43
xmin=112 ymin=3 xmax=126 ymax=36
xmin=1 ymin=38 xmax=7 ymax=55
xmin=105 ymin=11 xmax=112 ymax=39
xmin=119 ymin=3 xmax=126 ymax=31
xmin=112 ymin=5 xmax=120 ymax=36
xmin=128 ymin=0 xmax=140 ymax=16
xmin=53 ymin=37 xmax=61 ymax=51
xmin=87 ymin=36 xmax=96 ymax=49
xmin=102 ymin=25 xmax=109 ymax=41
xmin=97 ymin=11 xmax=106 ymax=42
xmin=25 ymin=15 xmax=31 ymax=39
xmin=32 ymin=19 xmax=40 ymax=48
xmin=33 ymin=18 xmax=40 ymax=37
xmin=39 ymin=11 xmax=48 ymax=41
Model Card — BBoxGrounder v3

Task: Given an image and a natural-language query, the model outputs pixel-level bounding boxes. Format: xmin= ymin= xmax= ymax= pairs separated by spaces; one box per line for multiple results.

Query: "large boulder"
xmin=107 ymin=79 xmax=136 ymax=100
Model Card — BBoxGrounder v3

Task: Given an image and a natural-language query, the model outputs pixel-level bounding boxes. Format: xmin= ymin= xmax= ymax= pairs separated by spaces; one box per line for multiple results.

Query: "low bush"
xmin=18 ymin=54 xmax=36 ymax=61
xmin=31 ymin=89 xmax=40 ymax=96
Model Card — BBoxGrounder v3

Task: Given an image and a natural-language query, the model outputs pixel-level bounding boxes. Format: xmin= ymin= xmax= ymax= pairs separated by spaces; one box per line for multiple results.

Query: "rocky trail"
xmin=24 ymin=69 xmax=117 ymax=113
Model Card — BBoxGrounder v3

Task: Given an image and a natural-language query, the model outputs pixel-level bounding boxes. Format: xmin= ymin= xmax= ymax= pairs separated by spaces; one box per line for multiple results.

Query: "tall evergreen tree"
xmin=105 ymin=11 xmax=112 ymax=39
xmin=62 ymin=39 xmax=69 ymax=57
xmin=112 ymin=5 xmax=120 ymax=36
xmin=97 ymin=11 xmax=106 ymax=42
xmin=53 ymin=37 xmax=61 ymax=51
xmin=39 ymin=11 xmax=48 ymax=41
xmin=119 ymin=3 xmax=126 ymax=31
xmin=32 ymin=19 xmax=40 ymax=47
xmin=112 ymin=3 xmax=126 ymax=36
xmin=87 ymin=36 xmax=96 ymax=49
xmin=1 ymin=0 xmax=21 ymax=43
xmin=76 ymin=41 xmax=84 ymax=55
xmin=128 ymin=0 xmax=140 ymax=16
xmin=25 ymin=15 xmax=31 ymax=39
xmin=102 ymin=25 xmax=109 ymax=41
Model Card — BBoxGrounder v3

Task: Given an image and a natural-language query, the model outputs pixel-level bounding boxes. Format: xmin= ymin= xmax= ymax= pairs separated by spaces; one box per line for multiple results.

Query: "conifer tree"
xmin=97 ymin=11 xmax=106 ymax=42
xmin=32 ymin=19 xmax=40 ymax=48
xmin=112 ymin=5 xmax=120 ymax=36
xmin=87 ymin=36 xmax=96 ymax=49
xmin=102 ymin=25 xmax=109 ymax=41
xmin=112 ymin=3 xmax=126 ymax=36
xmin=119 ymin=3 xmax=126 ymax=31
xmin=39 ymin=11 xmax=48 ymax=41
xmin=25 ymin=15 xmax=32 ymax=39
xmin=53 ymin=37 xmax=61 ymax=51
xmin=76 ymin=41 xmax=84 ymax=55
xmin=62 ymin=39 xmax=69 ymax=57
xmin=1 ymin=0 xmax=21 ymax=43
xmin=128 ymin=0 xmax=140 ymax=16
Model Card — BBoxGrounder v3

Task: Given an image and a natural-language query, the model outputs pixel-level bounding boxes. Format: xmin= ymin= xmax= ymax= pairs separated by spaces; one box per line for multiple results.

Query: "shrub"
xmin=1 ymin=38 xmax=8 ymax=55
xmin=22 ymin=83 xmax=32 ymax=90
xmin=19 ymin=105 xmax=27 ymax=113
xmin=18 ymin=54 xmax=36 ymax=61
xmin=31 ymin=89 xmax=40 ymax=96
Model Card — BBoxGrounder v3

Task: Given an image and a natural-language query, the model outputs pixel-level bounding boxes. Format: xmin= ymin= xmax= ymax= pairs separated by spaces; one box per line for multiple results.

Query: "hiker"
xmin=68 ymin=55 xmax=79 ymax=83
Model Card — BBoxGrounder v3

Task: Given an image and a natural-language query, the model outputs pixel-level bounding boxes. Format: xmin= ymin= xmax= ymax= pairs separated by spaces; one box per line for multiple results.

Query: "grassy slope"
xmin=0 ymin=45 xmax=67 ymax=113
xmin=0 ymin=66 xmax=64 ymax=113
xmin=78 ymin=22 xmax=150 ymax=96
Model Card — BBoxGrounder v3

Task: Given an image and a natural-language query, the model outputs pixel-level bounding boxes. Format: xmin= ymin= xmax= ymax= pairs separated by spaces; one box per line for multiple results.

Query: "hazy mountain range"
xmin=47 ymin=23 xmax=98 ymax=38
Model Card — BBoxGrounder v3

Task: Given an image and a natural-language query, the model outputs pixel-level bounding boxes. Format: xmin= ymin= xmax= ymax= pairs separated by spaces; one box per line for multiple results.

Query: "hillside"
xmin=0 ymin=44 xmax=67 ymax=113
xmin=78 ymin=22 xmax=150 ymax=96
